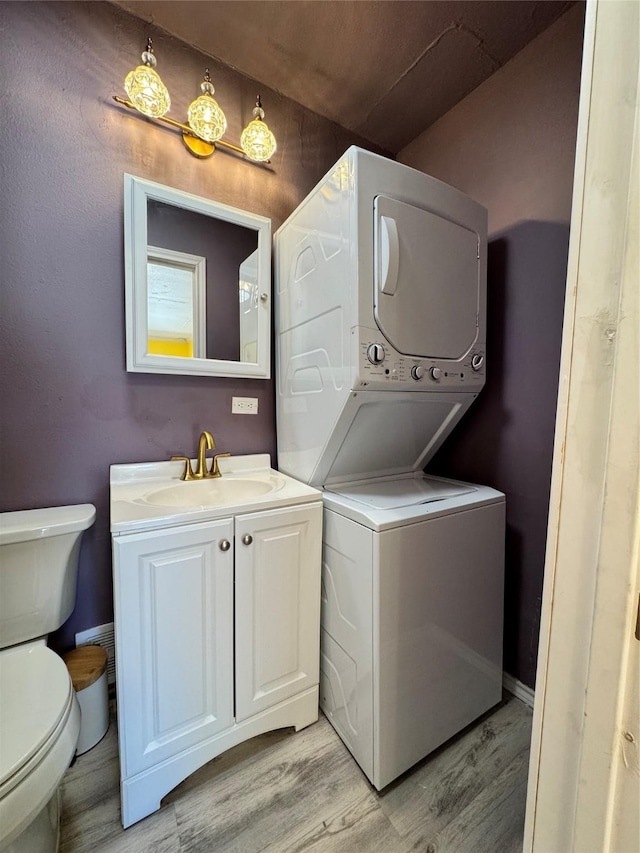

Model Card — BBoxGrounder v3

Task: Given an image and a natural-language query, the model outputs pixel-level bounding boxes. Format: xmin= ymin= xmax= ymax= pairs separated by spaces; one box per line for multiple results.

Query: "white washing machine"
xmin=321 ymin=473 xmax=504 ymax=789
xmin=275 ymin=146 xmax=504 ymax=788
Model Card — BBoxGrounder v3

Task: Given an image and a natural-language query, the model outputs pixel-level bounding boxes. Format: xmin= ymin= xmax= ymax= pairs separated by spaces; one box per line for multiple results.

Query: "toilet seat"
xmin=0 ymin=644 xmax=80 ymax=847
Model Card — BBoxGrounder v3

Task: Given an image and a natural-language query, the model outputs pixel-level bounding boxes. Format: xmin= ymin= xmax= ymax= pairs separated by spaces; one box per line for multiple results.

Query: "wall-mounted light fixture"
xmin=113 ymin=38 xmax=277 ymax=163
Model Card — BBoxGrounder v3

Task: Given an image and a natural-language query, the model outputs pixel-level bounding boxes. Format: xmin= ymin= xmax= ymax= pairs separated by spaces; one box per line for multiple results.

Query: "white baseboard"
xmin=503 ymin=672 xmax=535 ymax=709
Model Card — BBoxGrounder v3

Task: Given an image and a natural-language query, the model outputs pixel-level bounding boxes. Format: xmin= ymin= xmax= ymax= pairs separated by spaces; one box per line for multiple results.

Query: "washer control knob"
xmin=471 ymin=353 xmax=485 ymax=371
xmin=367 ymin=344 xmax=385 ymax=365
xmin=429 ymin=366 xmax=442 ymax=381
xmin=411 ymin=365 xmax=425 ymax=381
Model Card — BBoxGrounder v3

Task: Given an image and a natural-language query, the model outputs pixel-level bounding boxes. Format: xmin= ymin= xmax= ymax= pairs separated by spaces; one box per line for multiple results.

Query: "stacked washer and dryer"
xmin=275 ymin=147 xmax=505 ymax=789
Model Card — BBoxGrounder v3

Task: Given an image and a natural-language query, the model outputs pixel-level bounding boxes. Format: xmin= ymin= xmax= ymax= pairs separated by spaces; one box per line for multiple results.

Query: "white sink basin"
xmin=110 ymin=454 xmax=322 ymax=534
xmin=143 ymin=478 xmax=277 ymax=508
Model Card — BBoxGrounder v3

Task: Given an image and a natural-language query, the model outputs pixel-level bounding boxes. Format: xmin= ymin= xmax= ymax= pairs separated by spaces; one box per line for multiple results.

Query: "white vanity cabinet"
xmin=234 ymin=507 xmax=322 ymax=721
xmin=111 ymin=473 xmax=322 ymax=829
xmin=113 ymin=518 xmax=235 ymax=783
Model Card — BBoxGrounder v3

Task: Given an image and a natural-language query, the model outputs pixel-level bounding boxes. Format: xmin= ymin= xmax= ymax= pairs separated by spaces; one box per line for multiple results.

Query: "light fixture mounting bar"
xmin=112 ymin=95 xmax=269 ymax=162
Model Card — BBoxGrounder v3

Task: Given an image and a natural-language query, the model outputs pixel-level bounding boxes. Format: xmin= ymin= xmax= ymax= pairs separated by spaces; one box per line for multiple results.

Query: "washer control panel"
xmin=356 ymin=329 xmax=485 ymax=390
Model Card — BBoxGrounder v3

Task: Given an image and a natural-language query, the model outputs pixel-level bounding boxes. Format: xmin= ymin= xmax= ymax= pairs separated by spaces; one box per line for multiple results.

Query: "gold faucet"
xmin=209 ymin=452 xmax=231 ymax=478
xmin=171 ymin=432 xmax=231 ymax=480
xmin=171 ymin=430 xmax=213 ymax=480
xmin=195 ymin=430 xmax=215 ymax=478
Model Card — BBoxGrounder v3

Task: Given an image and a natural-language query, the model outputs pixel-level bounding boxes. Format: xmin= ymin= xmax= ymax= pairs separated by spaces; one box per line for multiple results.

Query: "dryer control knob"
xmin=429 ymin=367 xmax=442 ymax=381
xmin=411 ymin=365 xmax=425 ymax=381
xmin=367 ymin=344 xmax=385 ymax=365
xmin=471 ymin=353 xmax=485 ymax=371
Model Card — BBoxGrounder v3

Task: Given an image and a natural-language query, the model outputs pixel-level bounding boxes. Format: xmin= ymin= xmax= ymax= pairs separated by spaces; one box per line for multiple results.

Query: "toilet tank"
xmin=0 ymin=505 xmax=96 ymax=649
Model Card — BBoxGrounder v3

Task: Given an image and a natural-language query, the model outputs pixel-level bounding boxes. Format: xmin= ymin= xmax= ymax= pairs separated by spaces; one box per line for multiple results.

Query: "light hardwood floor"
xmin=60 ymin=694 xmax=532 ymax=853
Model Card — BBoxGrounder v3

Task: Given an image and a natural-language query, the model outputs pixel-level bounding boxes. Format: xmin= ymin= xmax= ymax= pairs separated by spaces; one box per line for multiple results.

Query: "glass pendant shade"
xmin=117 ymin=53 xmax=278 ymax=167
xmin=188 ymin=71 xmax=227 ymax=143
xmin=241 ymin=97 xmax=276 ymax=162
xmin=124 ymin=41 xmax=170 ymax=118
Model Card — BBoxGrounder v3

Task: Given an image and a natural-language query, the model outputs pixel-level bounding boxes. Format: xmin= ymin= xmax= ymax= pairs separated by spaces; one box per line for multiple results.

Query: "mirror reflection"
xmin=147 ymin=245 xmax=206 ymax=358
xmin=146 ymin=200 xmax=260 ymax=363
xmin=124 ymin=174 xmax=271 ymax=379
xmin=239 ymin=250 xmax=260 ymax=363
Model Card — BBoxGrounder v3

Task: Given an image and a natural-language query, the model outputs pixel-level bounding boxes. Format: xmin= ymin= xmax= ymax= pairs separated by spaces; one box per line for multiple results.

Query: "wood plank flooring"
xmin=60 ymin=694 xmax=532 ymax=853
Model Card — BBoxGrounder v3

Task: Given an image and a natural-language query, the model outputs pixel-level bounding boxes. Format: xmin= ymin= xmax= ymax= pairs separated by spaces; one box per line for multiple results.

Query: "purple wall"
xmin=0 ymin=1 xmax=387 ymax=651
xmin=429 ymin=223 xmax=570 ymax=683
xmin=400 ymin=6 xmax=585 ymax=687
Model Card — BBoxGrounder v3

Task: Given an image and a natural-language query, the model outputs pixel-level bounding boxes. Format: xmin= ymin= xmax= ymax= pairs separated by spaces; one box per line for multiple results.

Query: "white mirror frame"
xmin=124 ymin=174 xmax=271 ymax=379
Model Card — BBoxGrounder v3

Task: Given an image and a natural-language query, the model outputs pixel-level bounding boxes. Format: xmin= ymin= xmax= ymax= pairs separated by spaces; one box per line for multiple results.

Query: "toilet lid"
xmin=0 ymin=646 xmax=73 ymax=786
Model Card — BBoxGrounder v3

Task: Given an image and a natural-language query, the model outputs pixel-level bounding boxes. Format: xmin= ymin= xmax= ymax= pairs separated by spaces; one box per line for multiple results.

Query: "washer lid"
xmin=316 ymin=390 xmax=476 ymax=487
xmin=0 ymin=646 xmax=72 ymax=786
xmin=326 ymin=475 xmax=476 ymax=509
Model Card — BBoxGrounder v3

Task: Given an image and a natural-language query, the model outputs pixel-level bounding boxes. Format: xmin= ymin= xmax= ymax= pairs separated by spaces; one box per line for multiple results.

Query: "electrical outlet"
xmin=232 ymin=396 xmax=259 ymax=414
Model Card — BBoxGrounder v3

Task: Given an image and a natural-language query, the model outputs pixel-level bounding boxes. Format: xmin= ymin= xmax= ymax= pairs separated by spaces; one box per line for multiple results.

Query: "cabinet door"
xmin=235 ymin=502 xmax=322 ymax=722
xmin=113 ymin=519 xmax=234 ymax=778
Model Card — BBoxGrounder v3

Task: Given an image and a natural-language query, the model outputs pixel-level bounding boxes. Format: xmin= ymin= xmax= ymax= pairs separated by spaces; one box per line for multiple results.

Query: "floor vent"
xmin=75 ymin=622 xmax=116 ymax=685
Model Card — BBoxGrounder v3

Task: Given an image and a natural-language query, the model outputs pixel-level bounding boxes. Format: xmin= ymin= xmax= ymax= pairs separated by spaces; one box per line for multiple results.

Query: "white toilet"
xmin=0 ymin=504 xmax=96 ymax=853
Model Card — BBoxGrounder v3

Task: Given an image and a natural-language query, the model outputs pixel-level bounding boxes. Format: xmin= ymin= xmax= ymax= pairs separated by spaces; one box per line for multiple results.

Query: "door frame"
xmin=524 ymin=1 xmax=640 ymax=850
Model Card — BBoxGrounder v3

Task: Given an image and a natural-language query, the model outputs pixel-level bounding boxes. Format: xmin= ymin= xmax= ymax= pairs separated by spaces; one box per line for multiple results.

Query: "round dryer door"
xmin=373 ymin=195 xmax=480 ymax=360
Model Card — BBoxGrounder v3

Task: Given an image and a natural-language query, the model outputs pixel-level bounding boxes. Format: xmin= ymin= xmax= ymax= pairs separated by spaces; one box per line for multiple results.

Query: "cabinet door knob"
xmin=219 ymin=539 xmax=231 ymax=552
xmin=241 ymin=533 xmax=253 ymax=546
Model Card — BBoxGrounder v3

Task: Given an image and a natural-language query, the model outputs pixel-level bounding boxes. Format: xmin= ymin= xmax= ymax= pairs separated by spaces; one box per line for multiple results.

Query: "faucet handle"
xmin=171 ymin=456 xmax=197 ymax=481
xmin=207 ymin=452 xmax=231 ymax=479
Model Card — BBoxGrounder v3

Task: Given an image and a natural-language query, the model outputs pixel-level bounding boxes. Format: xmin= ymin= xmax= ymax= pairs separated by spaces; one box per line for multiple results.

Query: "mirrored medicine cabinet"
xmin=124 ymin=174 xmax=272 ymax=379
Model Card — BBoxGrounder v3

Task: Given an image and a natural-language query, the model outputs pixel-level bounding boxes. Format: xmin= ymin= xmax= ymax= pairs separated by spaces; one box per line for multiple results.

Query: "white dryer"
xmin=275 ymin=146 xmax=504 ymax=788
